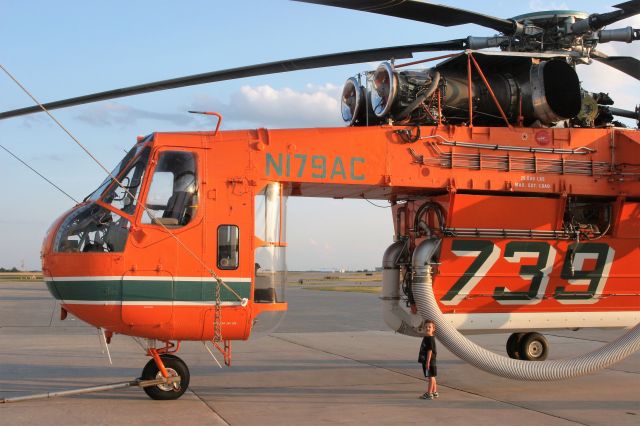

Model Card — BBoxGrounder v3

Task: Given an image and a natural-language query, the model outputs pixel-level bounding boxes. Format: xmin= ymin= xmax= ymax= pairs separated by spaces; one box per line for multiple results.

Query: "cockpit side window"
xmin=101 ymin=147 xmax=150 ymax=216
xmin=88 ymin=144 xmax=146 ymax=202
xmin=142 ymin=151 xmax=198 ymax=227
xmin=218 ymin=225 xmax=239 ymax=270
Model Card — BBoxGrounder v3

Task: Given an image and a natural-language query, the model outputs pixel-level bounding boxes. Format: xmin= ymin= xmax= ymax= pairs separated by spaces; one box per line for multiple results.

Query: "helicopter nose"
xmin=41 ymin=208 xmax=71 ymax=271
xmin=40 ymin=207 xmax=75 ymax=304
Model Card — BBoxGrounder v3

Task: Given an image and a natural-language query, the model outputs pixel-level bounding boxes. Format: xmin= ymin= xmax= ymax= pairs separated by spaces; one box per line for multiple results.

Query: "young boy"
xmin=418 ymin=320 xmax=438 ymax=400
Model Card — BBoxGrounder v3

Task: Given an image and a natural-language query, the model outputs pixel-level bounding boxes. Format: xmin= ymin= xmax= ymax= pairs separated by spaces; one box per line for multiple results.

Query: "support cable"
xmin=0 ymin=64 xmax=247 ymax=343
xmin=0 ymin=143 xmax=79 ymax=204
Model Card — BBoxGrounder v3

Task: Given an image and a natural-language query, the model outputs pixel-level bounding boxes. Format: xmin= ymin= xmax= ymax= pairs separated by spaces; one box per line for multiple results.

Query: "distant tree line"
xmin=0 ymin=267 xmax=20 ymax=272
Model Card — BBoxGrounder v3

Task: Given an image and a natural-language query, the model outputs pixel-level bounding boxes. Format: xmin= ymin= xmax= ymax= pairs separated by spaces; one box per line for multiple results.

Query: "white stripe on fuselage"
xmin=59 ymin=301 xmax=638 ymax=331
xmin=45 ymin=276 xmax=251 ymax=282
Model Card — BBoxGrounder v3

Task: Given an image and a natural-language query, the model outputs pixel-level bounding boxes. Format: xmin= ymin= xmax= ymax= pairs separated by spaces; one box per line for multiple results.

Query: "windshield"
xmin=87 ymin=143 xmax=147 ymax=202
xmin=54 ymin=204 xmax=130 ymax=253
xmin=100 ymin=147 xmax=151 ymax=216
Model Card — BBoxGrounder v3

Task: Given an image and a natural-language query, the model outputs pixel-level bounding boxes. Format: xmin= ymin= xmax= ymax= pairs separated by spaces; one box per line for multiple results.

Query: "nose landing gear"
xmin=506 ymin=332 xmax=549 ymax=361
xmin=142 ymin=349 xmax=191 ymax=400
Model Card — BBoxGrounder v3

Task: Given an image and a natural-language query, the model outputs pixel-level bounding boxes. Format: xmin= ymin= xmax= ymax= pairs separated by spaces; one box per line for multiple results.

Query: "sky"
xmin=0 ymin=0 xmax=638 ymax=271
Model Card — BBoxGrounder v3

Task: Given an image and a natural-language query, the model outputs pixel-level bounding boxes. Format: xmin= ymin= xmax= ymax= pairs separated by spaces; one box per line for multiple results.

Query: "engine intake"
xmin=341 ymin=55 xmax=582 ymax=127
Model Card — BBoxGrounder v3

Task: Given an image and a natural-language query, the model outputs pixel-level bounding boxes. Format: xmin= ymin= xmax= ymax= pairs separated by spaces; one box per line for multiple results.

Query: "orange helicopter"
xmin=1 ymin=0 xmax=639 ymax=399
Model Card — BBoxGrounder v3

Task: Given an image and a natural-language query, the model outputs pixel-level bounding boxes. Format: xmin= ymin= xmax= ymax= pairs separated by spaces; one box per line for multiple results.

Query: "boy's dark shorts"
xmin=421 ymin=363 xmax=437 ymax=378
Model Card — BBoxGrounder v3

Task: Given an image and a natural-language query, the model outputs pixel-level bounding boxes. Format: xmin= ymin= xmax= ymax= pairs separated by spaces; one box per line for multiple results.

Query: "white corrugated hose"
xmin=412 ymin=238 xmax=640 ymax=381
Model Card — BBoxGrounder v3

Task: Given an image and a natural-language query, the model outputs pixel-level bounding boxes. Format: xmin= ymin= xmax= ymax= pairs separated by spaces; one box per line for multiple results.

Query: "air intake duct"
xmin=341 ymin=77 xmax=381 ymax=126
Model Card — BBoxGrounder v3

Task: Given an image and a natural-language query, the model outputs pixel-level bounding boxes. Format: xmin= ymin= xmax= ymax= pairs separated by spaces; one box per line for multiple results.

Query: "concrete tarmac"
xmin=0 ymin=281 xmax=638 ymax=425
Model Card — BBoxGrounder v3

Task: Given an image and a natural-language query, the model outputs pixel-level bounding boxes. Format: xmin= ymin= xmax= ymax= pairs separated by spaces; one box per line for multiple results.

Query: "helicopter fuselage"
xmin=40 ymin=124 xmax=640 ymax=342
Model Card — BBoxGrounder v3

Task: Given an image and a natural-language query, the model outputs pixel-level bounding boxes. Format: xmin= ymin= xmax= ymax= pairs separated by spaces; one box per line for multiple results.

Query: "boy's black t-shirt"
xmin=419 ymin=336 xmax=437 ymax=364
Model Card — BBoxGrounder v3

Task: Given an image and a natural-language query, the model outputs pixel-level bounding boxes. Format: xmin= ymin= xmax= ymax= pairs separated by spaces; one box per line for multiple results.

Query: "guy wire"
xmin=0 ymin=143 xmax=79 ymax=204
xmin=0 ymin=64 xmax=244 ymax=306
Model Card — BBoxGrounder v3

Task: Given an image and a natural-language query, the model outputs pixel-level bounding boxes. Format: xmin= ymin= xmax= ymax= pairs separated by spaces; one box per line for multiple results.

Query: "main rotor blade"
xmin=596 ymin=0 xmax=640 ymax=28
xmin=591 ymin=51 xmax=640 ymax=80
xmin=574 ymin=0 xmax=640 ymax=32
xmin=0 ymin=40 xmax=466 ymax=120
xmin=293 ymin=0 xmax=518 ymax=35
xmin=606 ymin=105 xmax=640 ymax=121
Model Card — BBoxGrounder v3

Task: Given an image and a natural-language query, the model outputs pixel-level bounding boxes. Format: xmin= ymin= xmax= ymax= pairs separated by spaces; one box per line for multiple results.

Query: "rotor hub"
xmin=510 ymin=10 xmax=589 ymax=26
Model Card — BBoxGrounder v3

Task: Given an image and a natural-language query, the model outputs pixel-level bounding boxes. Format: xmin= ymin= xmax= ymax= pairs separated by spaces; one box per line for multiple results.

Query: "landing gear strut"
xmin=141 ymin=350 xmax=190 ymax=400
xmin=506 ymin=332 xmax=549 ymax=361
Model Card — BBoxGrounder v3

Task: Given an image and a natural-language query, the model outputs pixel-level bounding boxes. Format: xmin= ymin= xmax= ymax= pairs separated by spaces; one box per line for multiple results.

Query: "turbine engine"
xmin=342 ymin=54 xmax=583 ymax=127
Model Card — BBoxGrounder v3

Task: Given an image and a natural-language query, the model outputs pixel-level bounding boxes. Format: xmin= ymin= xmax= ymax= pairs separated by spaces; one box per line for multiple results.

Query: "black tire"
xmin=158 ymin=353 xmax=179 ymax=360
xmin=141 ymin=354 xmax=190 ymax=400
xmin=506 ymin=333 xmax=525 ymax=359
xmin=519 ymin=332 xmax=549 ymax=361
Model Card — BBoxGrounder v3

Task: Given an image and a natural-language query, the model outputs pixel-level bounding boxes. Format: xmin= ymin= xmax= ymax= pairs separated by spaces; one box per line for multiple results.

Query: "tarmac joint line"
xmin=271 ymin=334 xmax=591 ymax=425
xmin=188 ymin=388 xmax=231 ymax=425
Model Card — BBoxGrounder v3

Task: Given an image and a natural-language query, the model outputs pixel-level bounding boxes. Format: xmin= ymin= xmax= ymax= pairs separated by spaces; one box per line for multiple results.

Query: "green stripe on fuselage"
xmin=45 ymin=279 xmax=251 ymax=302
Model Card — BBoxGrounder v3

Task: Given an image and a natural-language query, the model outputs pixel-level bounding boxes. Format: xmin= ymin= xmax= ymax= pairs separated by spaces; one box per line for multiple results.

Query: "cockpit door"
xmin=121 ymin=148 xmax=201 ymax=327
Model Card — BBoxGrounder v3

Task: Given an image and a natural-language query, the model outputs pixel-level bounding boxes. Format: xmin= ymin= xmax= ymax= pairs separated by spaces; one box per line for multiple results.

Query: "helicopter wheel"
xmin=519 ymin=332 xmax=549 ymax=361
xmin=506 ymin=333 xmax=524 ymax=359
xmin=141 ymin=354 xmax=190 ymax=400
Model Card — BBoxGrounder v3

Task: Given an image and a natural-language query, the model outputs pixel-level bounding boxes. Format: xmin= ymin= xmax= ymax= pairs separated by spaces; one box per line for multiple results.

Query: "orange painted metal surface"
xmin=41 ymin=123 xmax=640 ymax=343
xmin=149 ymin=348 xmax=170 ymax=378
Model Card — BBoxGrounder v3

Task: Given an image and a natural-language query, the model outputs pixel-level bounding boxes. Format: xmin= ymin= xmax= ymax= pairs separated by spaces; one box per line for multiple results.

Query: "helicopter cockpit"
xmin=141 ymin=150 xmax=198 ymax=227
xmin=53 ymin=143 xmax=151 ymax=253
xmin=53 ymin=140 xmax=201 ymax=254
xmin=53 ymin=203 xmax=131 ymax=253
xmin=51 ymin=134 xmax=199 ymax=252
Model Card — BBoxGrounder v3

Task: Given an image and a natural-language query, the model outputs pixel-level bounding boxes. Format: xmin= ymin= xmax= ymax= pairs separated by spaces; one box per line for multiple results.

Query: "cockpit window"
xmin=87 ymin=144 xmax=146 ymax=202
xmin=100 ymin=148 xmax=150 ymax=215
xmin=142 ymin=151 xmax=198 ymax=227
xmin=54 ymin=204 xmax=130 ymax=253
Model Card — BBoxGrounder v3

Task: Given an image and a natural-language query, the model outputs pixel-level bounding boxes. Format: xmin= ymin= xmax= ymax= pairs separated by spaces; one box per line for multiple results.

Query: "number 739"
xmin=440 ymin=240 xmax=614 ymax=306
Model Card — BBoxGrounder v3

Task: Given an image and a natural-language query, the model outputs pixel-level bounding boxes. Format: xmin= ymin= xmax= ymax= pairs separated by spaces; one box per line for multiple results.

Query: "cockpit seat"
xmin=163 ymin=191 xmax=193 ymax=225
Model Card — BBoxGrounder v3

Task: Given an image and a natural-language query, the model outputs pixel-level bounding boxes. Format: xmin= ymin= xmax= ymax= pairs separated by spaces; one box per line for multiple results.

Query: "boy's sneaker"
xmin=432 ymin=392 xmax=439 ymax=398
xmin=420 ymin=392 xmax=433 ymax=400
